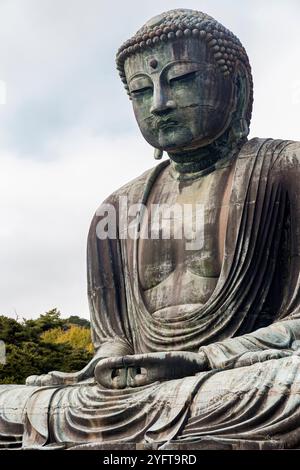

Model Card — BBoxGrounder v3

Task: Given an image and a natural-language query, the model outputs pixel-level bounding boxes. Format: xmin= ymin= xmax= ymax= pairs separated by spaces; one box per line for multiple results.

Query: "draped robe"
xmin=2 ymin=137 xmax=300 ymax=449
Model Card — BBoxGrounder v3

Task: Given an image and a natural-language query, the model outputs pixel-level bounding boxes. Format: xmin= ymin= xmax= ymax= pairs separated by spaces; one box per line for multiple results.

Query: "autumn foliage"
xmin=0 ymin=309 xmax=93 ymax=384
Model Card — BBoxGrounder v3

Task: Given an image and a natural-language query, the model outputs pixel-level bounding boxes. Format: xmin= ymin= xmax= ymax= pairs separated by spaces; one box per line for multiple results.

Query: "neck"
xmin=167 ymin=128 xmax=247 ymax=180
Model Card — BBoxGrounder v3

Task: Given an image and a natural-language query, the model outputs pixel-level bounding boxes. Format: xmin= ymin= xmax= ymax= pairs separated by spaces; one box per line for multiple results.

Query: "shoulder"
xmin=90 ymin=160 xmax=169 ymax=221
xmin=260 ymin=139 xmax=300 ymax=196
xmin=242 ymin=138 xmax=300 ymax=177
xmin=271 ymin=140 xmax=300 ymax=173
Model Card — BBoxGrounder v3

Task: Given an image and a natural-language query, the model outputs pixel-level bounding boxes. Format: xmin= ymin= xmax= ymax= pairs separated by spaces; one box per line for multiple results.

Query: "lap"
xmin=191 ymin=355 xmax=300 ymax=411
xmin=179 ymin=356 xmax=300 ymax=448
xmin=0 ymin=384 xmax=37 ymax=419
xmin=2 ymin=355 xmax=300 ymax=448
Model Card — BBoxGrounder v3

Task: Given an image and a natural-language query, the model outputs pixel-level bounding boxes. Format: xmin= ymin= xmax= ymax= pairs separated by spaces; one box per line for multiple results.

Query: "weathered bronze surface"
xmin=1 ymin=9 xmax=300 ymax=450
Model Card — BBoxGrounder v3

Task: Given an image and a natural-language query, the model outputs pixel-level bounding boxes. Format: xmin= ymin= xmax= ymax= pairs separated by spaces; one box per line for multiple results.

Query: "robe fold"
xmin=2 ymin=137 xmax=300 ymax=449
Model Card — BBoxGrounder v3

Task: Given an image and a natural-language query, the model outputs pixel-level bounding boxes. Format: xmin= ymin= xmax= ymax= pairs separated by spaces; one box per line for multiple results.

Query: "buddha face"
xmin=124 ymin=38 xmax=236 ymax=152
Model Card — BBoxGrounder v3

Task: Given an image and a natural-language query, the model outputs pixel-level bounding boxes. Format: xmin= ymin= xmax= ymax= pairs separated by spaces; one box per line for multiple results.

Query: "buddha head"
xmin=116 ymin=9 xmax=253 ymax=159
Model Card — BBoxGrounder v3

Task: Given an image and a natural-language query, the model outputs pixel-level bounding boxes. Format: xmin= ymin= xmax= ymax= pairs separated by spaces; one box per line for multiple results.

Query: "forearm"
xmin=95 ymin=337 xmax=133 ymax=358
xmin=199 ymin=319 xmax=300 ymax=370
xmin=79 ymin=338 xmax=133 ymax=380
xmin=26 ymin=338 xmax=133 ymax=386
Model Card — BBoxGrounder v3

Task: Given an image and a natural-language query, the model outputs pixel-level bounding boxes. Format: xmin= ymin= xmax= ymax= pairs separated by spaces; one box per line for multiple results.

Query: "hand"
xmin=94 ymin=351 xmax=209 ymax=389
xmin=26 ymin=370 xmax=84 ymax=387
xmin=25 ymin=353 xmax=105 ymax=386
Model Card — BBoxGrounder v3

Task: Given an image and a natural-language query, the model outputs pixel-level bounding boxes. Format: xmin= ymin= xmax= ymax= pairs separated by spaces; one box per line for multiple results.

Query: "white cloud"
xmin=0 ymin=130 xmax=152 ymax=318
xmin=0 ymin=0 xmax=300 ymax=319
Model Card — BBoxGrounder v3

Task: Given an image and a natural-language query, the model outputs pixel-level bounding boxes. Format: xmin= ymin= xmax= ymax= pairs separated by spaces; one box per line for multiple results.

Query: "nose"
xmin=150 ymin=84 xmax=175 ymax=116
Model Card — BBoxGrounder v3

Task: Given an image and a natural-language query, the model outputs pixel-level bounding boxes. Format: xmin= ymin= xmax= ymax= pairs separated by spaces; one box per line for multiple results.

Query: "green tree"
xmin=0 ymin=310 xmax=93 ymax=384
xmin=41 ymin=324 xmax=93 ymax=353
xmin=0 ymin=315 xmax=25 ymax=343
xmin=67 ymin=315 xmax=90 ymax=329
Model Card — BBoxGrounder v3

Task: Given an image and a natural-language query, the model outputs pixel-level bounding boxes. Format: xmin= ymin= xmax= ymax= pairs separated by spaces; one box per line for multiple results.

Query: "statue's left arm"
xmin=200 ymin=141 xmax=300 ymax=371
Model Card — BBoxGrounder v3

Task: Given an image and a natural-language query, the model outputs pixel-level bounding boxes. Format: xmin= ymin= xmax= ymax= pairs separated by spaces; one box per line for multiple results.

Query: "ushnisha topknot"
xmin=116 ymin=8 xmax=253 ymax=126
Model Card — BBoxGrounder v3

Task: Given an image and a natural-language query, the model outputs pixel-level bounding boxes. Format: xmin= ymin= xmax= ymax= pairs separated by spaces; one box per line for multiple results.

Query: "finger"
xmin=127 ymin=366 xmax=145 ymax=386
xmin=49 ymin=371 xmax=78 ymax=385
xmin=127 ymin=367 xmax=137 ymax=387
xmin=128 ymin=366 xmax=161 ymax=387
xmin=94 ymin=361 xmax=127 ymax=389
xmin=98 ymin=356 xmax=124 ymax=369
xmin=94 ymin=366 xmax=112 ymax=388
xmin=26 ymin=375 xmax=39 ymax=386
xmin=111 ymin=368 xmax=127 ymax=389
xmin=127 ymin=367 xmax=151 ymax=387
xmin=132 ymin=374 xmax=150 ymax=387
xmin=40 ymin=375 xmax=56 ymax=386
xmin=122 ymin=355 xmax=140 ymax=368
xmin=35 ymin=375 xmax=47 ymax=387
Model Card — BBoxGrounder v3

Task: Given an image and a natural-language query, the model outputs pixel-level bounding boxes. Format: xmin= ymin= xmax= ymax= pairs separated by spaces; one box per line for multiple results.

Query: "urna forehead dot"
xmin=149 ymin=58 xmax=158 ymax=69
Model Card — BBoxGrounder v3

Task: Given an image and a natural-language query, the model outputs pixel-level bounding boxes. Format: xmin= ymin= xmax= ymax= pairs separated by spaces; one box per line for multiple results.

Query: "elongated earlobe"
xmin=154 ymin=148 xmax=163 ymax=160
xmin=230 ymin=66 xmax=250 ymax=142
xmin=232 ymin=117 xmax=249 ymax=140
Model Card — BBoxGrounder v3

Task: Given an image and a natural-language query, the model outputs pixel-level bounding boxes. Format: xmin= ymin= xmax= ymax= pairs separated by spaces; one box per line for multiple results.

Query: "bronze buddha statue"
xmin=1 ymin=9 xmax=300 ymax=450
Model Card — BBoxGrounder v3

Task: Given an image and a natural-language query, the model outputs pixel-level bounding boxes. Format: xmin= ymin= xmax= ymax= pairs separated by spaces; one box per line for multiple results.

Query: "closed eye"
xmin=169 ymin=71 xmax=198 ymax=85
xmin=131 ymin=86 xmax=153 ymax=96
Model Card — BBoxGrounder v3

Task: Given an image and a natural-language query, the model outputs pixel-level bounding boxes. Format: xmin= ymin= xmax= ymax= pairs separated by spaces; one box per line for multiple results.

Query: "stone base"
xmin=66 ymin=439 xmax=283 ymax=451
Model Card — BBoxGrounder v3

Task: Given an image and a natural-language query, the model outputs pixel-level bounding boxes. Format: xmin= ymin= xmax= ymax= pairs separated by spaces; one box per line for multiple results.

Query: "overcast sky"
xmin=0 ymin=0 xmax=300 ymax=320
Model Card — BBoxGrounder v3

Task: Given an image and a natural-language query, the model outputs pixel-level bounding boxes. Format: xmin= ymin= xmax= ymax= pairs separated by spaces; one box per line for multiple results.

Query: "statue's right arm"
xmin=26 ymin=338 xmax=133 ymax=386
xmin=27 ymin=194 xmax=134 ymax=387
xmin=26 ymin=348 xmax=106 ymax=386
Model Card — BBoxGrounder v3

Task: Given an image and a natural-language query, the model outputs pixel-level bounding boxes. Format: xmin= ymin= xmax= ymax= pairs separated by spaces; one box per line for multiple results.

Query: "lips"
xmin=156 ymin=119 xmax=178 ymax=130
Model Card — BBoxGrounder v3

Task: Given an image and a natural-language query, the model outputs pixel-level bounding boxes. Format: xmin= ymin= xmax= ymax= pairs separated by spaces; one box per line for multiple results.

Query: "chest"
xmin=138 ymin=164 xmax=234 ymax=290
